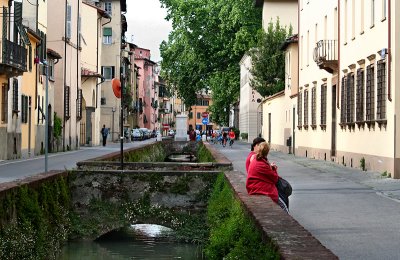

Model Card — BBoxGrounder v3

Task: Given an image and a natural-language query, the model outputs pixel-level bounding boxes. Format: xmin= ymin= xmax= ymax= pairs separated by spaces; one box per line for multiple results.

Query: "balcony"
xmin=0 ymin=39 xmax=27 ymax=76
xmin=313 ymin=40 xmax=338 ymax=74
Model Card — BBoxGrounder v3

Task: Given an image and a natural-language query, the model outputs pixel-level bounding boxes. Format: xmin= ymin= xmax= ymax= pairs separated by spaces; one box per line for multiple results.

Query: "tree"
xmin=249 ymin=20 xmax=292 ymax=97
xmin=159 ymin=0 xmax=261 ymax=125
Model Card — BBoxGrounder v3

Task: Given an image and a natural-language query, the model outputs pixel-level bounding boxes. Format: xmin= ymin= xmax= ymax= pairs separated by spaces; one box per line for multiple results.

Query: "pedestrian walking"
xmin=101 ymin=125 xmax=109 ymax=146
xmin=228 ymin=129 xmax=236 ymax=147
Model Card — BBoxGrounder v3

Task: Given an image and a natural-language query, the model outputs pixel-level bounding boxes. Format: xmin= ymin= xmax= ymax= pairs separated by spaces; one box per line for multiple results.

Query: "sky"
xmin=126 ymin=0 xmax=172 ymax=62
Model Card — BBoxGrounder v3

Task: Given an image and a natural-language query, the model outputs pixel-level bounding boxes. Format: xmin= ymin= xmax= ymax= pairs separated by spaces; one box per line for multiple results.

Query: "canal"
xmin=59 ymin=224 xmax=204 ymax=259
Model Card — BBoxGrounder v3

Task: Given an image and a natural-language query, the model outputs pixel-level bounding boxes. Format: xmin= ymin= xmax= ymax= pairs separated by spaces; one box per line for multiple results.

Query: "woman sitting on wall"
xmin=246 ymin=142 xmax=288 ymax=213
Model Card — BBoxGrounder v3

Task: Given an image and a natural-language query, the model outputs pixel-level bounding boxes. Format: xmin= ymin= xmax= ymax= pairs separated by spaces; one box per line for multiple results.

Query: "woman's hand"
xmin=271 ymin=162 xmax=278 ymax=171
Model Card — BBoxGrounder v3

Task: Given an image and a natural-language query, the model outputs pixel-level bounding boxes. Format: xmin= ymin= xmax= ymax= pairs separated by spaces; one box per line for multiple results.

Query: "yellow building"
xmin=188 ymin=94 xmax=213 ymax=132
xmin=0 ymin=0 xmax=29 ymax=159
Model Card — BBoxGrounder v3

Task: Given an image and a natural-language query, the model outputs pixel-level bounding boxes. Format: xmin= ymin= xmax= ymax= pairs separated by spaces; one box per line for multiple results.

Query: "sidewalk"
xmin=213 ymin=140 xmax=400 ymax=260
xmin=271 ymin=151 xmax=400 ymax=202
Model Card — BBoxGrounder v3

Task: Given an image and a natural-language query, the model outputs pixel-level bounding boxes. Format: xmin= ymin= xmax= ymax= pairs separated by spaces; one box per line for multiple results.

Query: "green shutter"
xmin=103 ymin=28 xmax=112 ymax=36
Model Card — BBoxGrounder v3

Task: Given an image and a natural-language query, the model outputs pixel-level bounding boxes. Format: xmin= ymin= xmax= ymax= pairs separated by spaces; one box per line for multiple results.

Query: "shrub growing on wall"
xmin=205 ymin=174 xmax=279 ymax=259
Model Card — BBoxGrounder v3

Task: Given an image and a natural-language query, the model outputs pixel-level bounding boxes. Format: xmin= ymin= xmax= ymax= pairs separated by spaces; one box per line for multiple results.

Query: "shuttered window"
xmin=320 ymin=84 xmax=327 ymax=126
xmin=12 ymin=79 xmax=18 ymax=113
xmin=66 ymin=4 xmax=72 ymax=39
xmin=346 ymin=73 xmax=355 ymax=123
xmin=21 ymin=95 xmax=28 ymax=123
xmin=303 ymin=89 xmax=309 ymax=127
xmin=376 ymin=60 xmax=386 ymax=120
xmin=311 ymin=86 xmax=316 ymax=126
xmin=366 ymin=64 xmax=375 ymax=121
xmin=103 ymin=28 xmax=112 ymax=44
xmin=356 ymin=69 xmax=364 ymax=122
xmin=1 ymin=84 xmax=8 ymax=123
xmin=65 ymin=86 xmax=70 ymax=120
xmin=77 ymin=89 xmax=82 ymax=120
xmin=297 ymin=91 xmax=302 ymax=128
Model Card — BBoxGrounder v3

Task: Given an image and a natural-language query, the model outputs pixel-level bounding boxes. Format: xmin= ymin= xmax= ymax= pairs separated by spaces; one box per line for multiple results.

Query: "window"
xmin=366 ymin=64 xmax=375 ymax=121
xmin=360 ymin=0 xmax=365 ymax=33
xmin=298 ymin=91 xmax=302 ymax=127
xmin=346 ymin=73 xmax=355 ymax=123
xmin=371 ymin=0 xmax=375 ymax=27
xmin=304 ymin=89 xmax=309 ymax=127
xmin=377 ymin=60 xmax=386 ymax=120
xmin=48 ymin=59 xmax=55 ymax=80
xmin=340 ymin=76 xmax=347 ymax=124
xmin=12 ymin=79 xmax=18 ymax=113
xmin=104 ymin=2 xmax=112 ymax=15
xmin=77 ymin=89 xmax=82 ymax=120
xmin=356 ymin=68 xmax=365 ymax=122
xmin=189 ymin=112 xmax=193 ymax=119
xmin=320 ymin=84 xmax=327 ymax=126
xmin=311 ymin=86 xmax=316 ymax=126
xmin=65 ymin=86 xmax=70 ymax=120
xmin=102 ymin=66 xmax=115 ymax=80
xmin=1 ymin=84 xmax=8 ymax=123
xmin=21 ymin=95 xmax=28 ymax=124
xmin=382 ymin=0 xmax=386 ymax=20
xmin=197 ymin=112 xmax=201 ymax=119
xmin=103 ymin=27 xmax=112 ymax=44
xmin=66 ymin=4 xmax=72 ymax=39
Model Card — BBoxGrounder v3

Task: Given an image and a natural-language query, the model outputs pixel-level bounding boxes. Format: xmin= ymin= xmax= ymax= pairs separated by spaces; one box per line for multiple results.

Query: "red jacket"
xmin=245 ymin=151 xmax=255 ymax=173
xmin=246 ymin=157 xmax=279 ymax=203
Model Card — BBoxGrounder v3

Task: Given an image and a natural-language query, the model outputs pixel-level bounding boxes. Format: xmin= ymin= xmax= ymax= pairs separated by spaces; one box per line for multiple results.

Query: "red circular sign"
xmin=202 ymin=112 xmax=209 ymax=118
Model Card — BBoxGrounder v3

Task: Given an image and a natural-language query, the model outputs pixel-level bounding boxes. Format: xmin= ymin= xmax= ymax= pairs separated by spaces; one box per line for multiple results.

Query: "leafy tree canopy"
xmin=159 ymin=0 xmax=261 ymax=125
xmin=249 ymin=20 xmax=292 ymax=97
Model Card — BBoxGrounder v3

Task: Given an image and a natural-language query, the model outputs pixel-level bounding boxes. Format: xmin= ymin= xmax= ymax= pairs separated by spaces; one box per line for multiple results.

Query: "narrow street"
xmin=213 ymin=140 xmax=400 ymax=260
xmin=0 ymin=139 xmax=156 ymax=183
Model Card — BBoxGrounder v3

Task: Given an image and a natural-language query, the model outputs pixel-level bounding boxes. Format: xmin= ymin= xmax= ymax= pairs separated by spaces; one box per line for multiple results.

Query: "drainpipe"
xmin=388 ymin=0 xmax=392 ymax=102
xmin=77 ymin=0 xmax=80 ymax=148
xmin=337 ymin=0 xmax=340 ymax=108
xmin=63 ymin=0 xmax=67 ymax=151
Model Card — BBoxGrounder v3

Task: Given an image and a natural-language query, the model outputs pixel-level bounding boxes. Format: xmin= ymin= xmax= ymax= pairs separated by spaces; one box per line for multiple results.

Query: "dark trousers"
xmin=102 ymin=136 xmax=107 ymax=146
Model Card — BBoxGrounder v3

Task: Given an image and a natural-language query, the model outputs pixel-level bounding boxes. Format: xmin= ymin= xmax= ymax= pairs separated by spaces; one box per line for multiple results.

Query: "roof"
xmin=281 ymin=34 xmax=298 ymax=51
xmin=47 ymin=48 xmax=62 ymax=59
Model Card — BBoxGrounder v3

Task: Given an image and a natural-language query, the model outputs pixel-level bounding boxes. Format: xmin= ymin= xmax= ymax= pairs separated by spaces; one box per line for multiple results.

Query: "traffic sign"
xmin=202 ymin=112 xmax=209 ymax=118
xmin=202 ymin=117 xmax=209 ymax=125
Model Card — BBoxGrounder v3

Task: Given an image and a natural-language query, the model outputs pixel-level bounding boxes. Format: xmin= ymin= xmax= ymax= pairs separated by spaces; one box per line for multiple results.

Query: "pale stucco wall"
xmin=262 ymin=0 xmax=298 ymax=34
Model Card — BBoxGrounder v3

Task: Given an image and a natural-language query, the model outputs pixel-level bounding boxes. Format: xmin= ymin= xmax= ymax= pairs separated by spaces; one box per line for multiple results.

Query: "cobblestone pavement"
xmin=213 ymin=140 xmax=400 ymax=260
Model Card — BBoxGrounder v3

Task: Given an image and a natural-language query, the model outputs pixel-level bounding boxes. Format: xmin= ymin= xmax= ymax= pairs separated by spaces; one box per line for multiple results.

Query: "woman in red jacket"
xmin=246 ymin=142 xmax=288 ymax=213
xmin=245 ymin=137 xmax=265 ymax=174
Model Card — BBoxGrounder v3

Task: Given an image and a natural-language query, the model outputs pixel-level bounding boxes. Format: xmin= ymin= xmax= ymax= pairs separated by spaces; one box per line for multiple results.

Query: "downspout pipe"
xmin=337 ymin=0 xmax=340 ymax=108
xmin=388 ymin=0 xmax=392 ymax=102
xmin=63 ymin=0 xmax=67 ymax=151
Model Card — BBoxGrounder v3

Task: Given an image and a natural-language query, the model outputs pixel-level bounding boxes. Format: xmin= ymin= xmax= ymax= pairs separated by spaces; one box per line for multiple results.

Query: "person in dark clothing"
xmin=101 ymin=125 xmax=109 ymax=146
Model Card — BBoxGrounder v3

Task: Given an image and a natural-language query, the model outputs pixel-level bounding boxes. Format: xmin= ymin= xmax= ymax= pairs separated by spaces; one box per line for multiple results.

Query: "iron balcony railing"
xmin=313 ymin=40 xmax=338 ymax=64
xmin=1 ymin=39 xmax=27 ymax=72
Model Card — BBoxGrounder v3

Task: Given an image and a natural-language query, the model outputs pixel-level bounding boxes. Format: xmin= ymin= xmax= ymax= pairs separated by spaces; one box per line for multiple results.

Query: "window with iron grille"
xmin=376 ymin=60 xmax=386 ymax=120
xmin=77 ymin=89 xmax=82 ymax=120
xmin=297 ymin=91 xmax=302 ymax=127
xmin=12 ymin=79 xmax=18 ymax=113
xmin=366 ymin=64 xmax=375 ymax=121
xmin=304 ymin=89 xmax=309 ymax=127
xmin=311 ymin=87 xmax=316 ymax=126
xmin=1 ymin=84 xmax=8 ymax=123
xmin=320 ymin=83 xmax=327 ymax=126
xmin=346 ymin=73 xmax=355 ymax=123
xmin=21 ymin=95 xmax=28 ymax=123
xmin=356 ymin=68 xmax=365 ymax=122
xmin=340 ymin=76 xmax=347 ymax=124
xmin=65 ymin=86 xmax=70 ymax=120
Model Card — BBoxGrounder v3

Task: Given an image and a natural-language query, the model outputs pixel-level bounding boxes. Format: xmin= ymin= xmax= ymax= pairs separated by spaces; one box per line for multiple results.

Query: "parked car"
xmin=131 ymin=129 xmax=143 ymax=141
xmin=168 ymin=129 xmax=175 ymax=137
xmin=140 ymin=128 xmax=151 ymax=139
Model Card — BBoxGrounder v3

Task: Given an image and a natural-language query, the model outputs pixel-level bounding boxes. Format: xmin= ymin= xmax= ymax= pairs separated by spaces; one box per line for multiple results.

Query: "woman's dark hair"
xmin=251 ymin=137 xmax=266 ymax=151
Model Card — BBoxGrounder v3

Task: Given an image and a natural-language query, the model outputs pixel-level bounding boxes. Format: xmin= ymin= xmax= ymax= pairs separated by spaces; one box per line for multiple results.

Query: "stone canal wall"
xmin=0 ymin=140 xmax=337 ymax=259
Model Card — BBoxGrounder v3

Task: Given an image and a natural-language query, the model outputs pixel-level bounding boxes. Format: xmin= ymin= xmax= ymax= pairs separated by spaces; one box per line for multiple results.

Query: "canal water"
xmin=58 ymin=224 xmax=204 ymax=259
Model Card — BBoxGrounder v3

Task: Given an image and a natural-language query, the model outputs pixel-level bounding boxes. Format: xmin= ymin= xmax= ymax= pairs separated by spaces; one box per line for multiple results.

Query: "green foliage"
xmin=198 ymin=142 xmax=216 ymax=162
xmin=205 ymin=174 xmax=279 ymax=259
xmin=250 ymin=20 xmax=292 ymax=97
xmin=241 ymin=132 xmax=249 ymax=140
xmin=53 ymin=112 xmax=62 ymax=139
xmin=360 ymin=157 xmax=366 ymax=171
xmin=123 ymin=143 xmax=166 ymax=162
xmin=160 ymin=0 xmax=261 ymax=125
xmin=0 ymin=178 xmax=71 ymax=260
